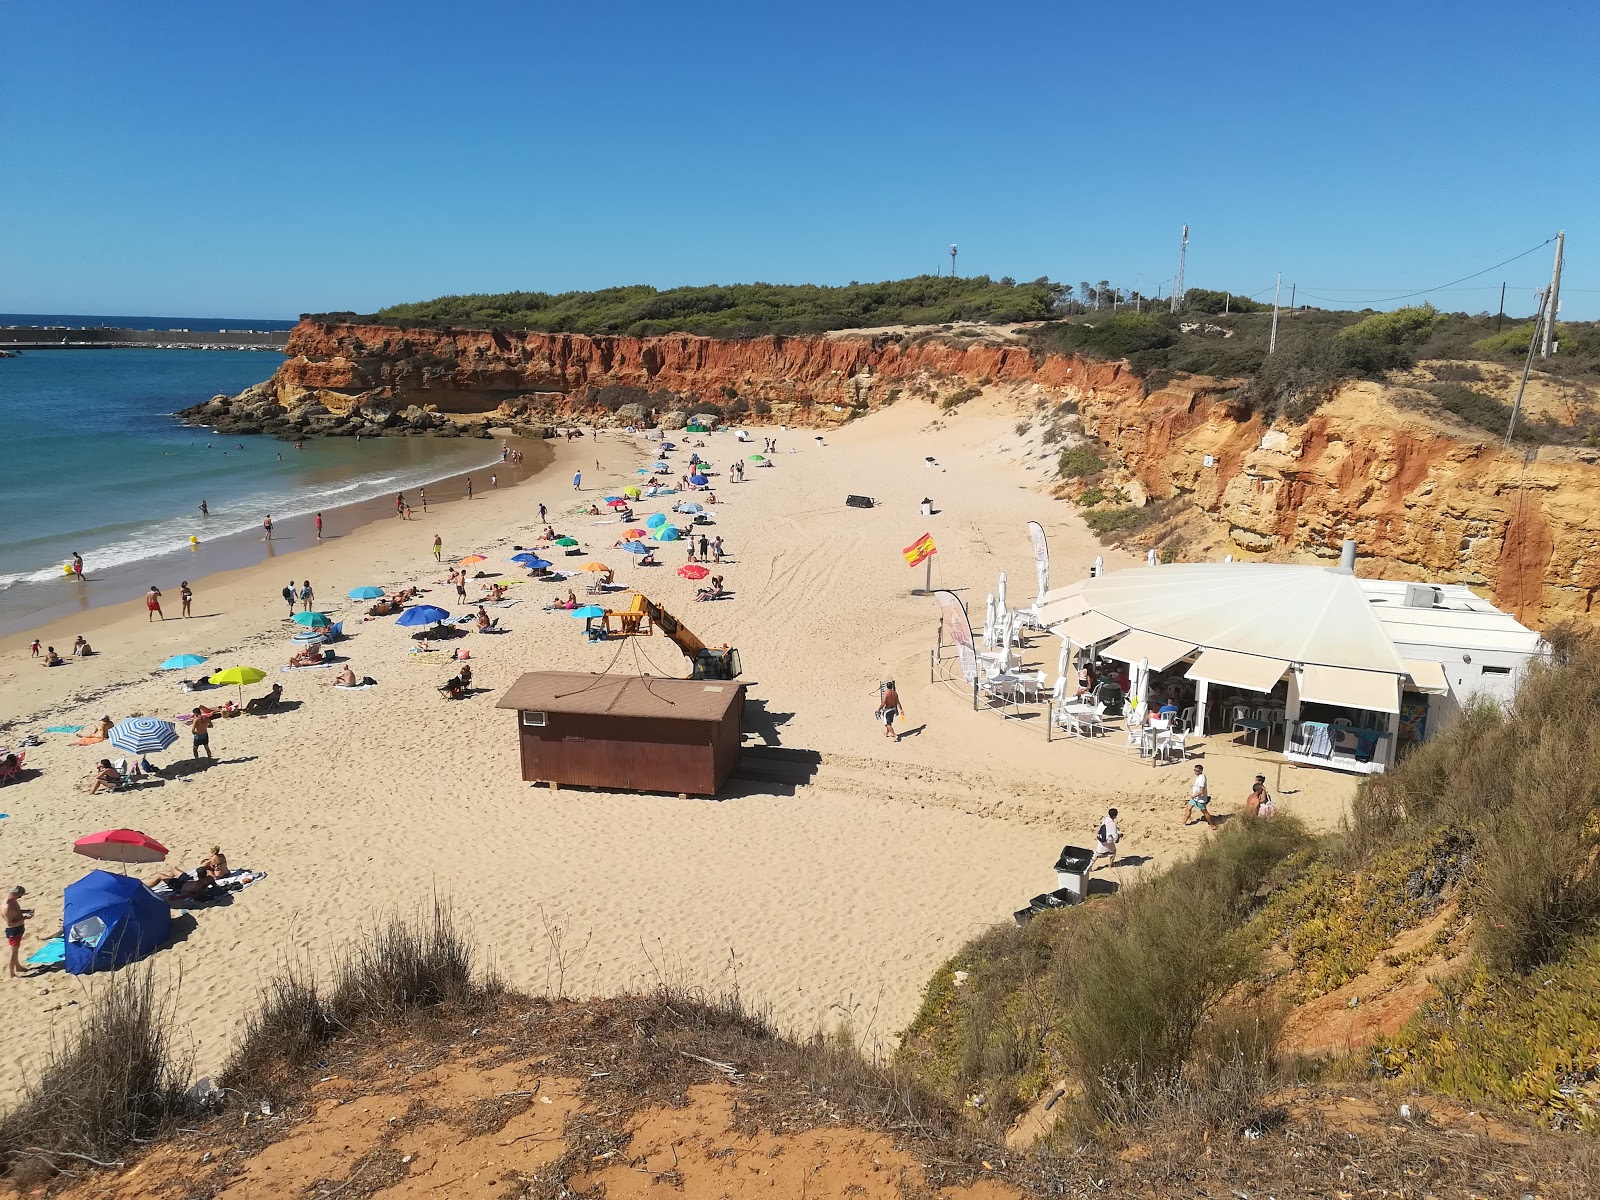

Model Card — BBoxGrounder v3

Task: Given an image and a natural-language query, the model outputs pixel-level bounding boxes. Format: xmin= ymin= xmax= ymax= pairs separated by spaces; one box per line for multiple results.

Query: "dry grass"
xmin=0 ymin=968 xmax=189 ymax=1184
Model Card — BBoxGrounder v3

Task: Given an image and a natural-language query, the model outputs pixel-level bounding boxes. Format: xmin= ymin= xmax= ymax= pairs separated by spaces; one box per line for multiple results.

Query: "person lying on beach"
xmin=369 ymin=599 xmax=400 ymax=616
xmin=288 ymin=645 xmax=325 ymax=667
xmin=179 ymin=866 xmax=220 ymax=903
xmin=694 ymin=576 xmax=726 ymax=602
xmin=42 ymin=647 xmax=64 ymax=667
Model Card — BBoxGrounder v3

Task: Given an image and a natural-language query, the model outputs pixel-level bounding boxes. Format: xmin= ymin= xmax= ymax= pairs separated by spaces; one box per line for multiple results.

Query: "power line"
xmin=1296 ymin=237 xmax=1555 ymax=305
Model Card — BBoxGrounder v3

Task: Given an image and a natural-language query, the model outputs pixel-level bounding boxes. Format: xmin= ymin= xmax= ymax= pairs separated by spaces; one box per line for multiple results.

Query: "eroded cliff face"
xmin=226 ymin=320 xmax=1600 ymax=627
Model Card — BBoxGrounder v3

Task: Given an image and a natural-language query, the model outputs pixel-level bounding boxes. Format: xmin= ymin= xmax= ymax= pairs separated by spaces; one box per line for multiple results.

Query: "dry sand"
xmin=0 ymin=396 xmax=1357 ymax=1097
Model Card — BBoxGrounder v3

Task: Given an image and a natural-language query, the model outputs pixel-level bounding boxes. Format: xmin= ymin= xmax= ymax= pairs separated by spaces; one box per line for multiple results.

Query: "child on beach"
xmin=29 ymin=640 xmax=39 ymax=658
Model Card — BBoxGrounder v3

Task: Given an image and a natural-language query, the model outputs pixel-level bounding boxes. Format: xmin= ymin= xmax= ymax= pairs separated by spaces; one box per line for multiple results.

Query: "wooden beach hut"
xmin=496 ymin=671 xmax=745 ymax=796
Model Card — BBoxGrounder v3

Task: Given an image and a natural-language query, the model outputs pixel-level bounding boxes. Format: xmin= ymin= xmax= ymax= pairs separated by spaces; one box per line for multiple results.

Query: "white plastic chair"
xmin=1158 ymin=729 xmax=1188 ymax=764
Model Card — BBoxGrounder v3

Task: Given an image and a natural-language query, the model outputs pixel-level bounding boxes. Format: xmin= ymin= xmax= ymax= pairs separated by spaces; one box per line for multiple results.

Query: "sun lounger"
xmin=0 ymin=752 xmax=26 ymax=785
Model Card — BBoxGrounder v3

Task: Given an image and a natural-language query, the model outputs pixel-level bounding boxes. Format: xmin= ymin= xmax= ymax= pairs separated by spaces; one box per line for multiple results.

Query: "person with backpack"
xmin=1092 ymin=808 xmax=1120 ymax=871
xmin=281 ymin=581 xmax=296 ymax=616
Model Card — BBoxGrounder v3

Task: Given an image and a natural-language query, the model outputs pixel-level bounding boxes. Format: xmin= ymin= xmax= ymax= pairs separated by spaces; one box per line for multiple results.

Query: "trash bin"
xmin=1054 ymin=845 xmax=1095 ymax=902
xmin=920 ymin=498 xmax=933 ymax=516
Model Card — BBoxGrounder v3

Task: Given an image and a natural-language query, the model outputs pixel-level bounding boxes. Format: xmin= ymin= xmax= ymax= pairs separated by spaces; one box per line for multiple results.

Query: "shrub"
xmin=1057 ymin=445 xmax=1106 ymax=478
xmin=0 ymin=969 xmax=188 ymax=1180
xmin=219 ymin=964 xmax=339 ymax=1105
xmin=1083 ymin=506 xmax=1153 ymax=538
xmin=1159 ymin=544 xmax=1178 ymax=564
xmin=1472 ymin=322 xmax=1540 ymax=360
xmin=940 ymin=385 xmax=983 ymax=411
xmin=1336 ymin=305 xmax=1441 ymax=375
xmin=1077 ymin=485 xmax=1107 ymax=507
xmin=328 ymin=901 xmax=479 ymax=1025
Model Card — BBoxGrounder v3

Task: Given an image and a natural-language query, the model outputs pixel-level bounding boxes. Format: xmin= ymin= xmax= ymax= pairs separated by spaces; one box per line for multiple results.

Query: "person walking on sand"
xmin=877 ymin=681 xmax=905 ymax=742
xmin=262 ymin=514 xmax=273 ymax=541
xmin=145 ymin=585 xmax=164 ymax=621
xmin=72 ymin=552 xmax=84 ymax=578
xmin=433 ymin=534 xmax=443 ymax=562
xmin=1092 ymin=808 xmax=1121 ymax=871
xmin=191 ymin=707 xmax=214 ymax=760
xmin=30 ymin=640 xmax=40 ymax=658
xmin=1184 ymin=763 xmax=1217 ymax=828
xmin=180 ymin=580 xmax=193 ymax=618
xmin=538 ymin=502 xmax=547 ymax=523
xmin=315 ymin=512 xmax=323 ymax=540
xmin=5 ymin=886 xmax=33 ymax=978
xmin=281 ymin=581 xmax=296 ymax=617
xmin=465 ymin=478 xmax=473 ymax=500
xmin=299 ymin=580 xmax=315 ymax=612
xmin=573 ymin=470 xmax=581 ymax=492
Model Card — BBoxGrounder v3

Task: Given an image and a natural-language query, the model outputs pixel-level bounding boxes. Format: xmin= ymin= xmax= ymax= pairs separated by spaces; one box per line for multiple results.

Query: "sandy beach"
xmin=0 ymin=396 xmax=1358 ymax=1097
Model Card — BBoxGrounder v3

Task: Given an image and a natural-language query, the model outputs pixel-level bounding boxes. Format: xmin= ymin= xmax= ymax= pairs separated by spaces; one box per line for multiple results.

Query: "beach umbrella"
xmin=603 ymin=495 xmax=622 ymax=503
xmin=654 ymin=526 xmax=681 ymax=542
xmin=678 ymin=564 xmax=710 ymax=580
xmin=652 ymin=460 xmax=670 ymax=471
xmin=622 ymin=527 xmax=647 ymax=538
xmin=160 ymin=653 xmax=207 ymax=670
xmin=520 ymin=555 xmax=552 ymax=570
xmin=660 ymin=442 xmax=676 ymax=450
xmin=997 ymin=571 xmax=1008 ymax=614
xmin=569 ymin=605 xmax=605 ymax=620
xmin=644 ymin=513 xmax=667 ymax=529
xmin=209 ymin=665 xmax=266 ymax=700
xmin=580 ymin=562 xmax=611 ymax=573
xmin=748 ymin=454 xmax=766 ymax=462
xmin=459 ymin=555 xmax=486 ymax=566
xmin=675 ymin=502 xmax=703 ymax=514
xmin=348 ymin=586 xmax=385 ymax=600
xmin=623 ymin=486 xmax=642 ymax=498
xmin=108 ymin=717 xmax=178 ymax=757
xmin=554 ymin=536 xmax=579 ymax=548
xmin=689 ymin=474 xmax=708 ymax=486
xmin=73 ymin=829 xmax=168 ymax=866
xmin=635 ymin=467 xmax=651 ymax=474
xmin=621 ymin=541 xmax=652 ymax=556
xmin=396 ymin=605 xmax=450 ymax=628
xmin=292 ymin=611 xmax=332 ymax=628
xmin=607 ymin=498 xmax=629 ymax=507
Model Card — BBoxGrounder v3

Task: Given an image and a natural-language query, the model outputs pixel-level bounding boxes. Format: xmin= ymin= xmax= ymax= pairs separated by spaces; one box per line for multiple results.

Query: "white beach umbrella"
xmin=1056 ymin=636 xmax=1071 ymax=685
xmin=997 ymin=571 xmax=1008 ymax=614
xmin=1092 ymin=555 xmax=1104 ymax=578
xmin=984 ymin=594 xmax=996 ymax=648
xmin=1146 ymin=548 xmax=1158 ymax=567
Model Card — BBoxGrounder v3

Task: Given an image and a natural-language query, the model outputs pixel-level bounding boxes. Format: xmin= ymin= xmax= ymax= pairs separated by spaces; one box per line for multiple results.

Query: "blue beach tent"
xmin=63 ymin=870 xmax=171 ymax=976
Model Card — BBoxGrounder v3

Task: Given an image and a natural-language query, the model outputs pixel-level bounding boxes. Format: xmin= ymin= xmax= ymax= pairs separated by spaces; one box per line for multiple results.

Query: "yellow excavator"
xmin=602 ymin=593 xmax=742 ymax=680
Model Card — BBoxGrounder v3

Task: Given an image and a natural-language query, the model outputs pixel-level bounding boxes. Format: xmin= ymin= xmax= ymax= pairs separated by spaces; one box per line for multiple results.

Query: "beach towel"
xmin=492 ymin=598 xmax=524 ymax=608
xmin=334 ymin=682 xmax=376 ymax=690
xmin=45 ymin=725 xmax=85 ymax=734
xmin=218 ymin=869 xmax=267 ymax=891
xmin=280 ymin=658 xmax=339 ymax=672
xmin=71 ymin=735 xmax=106 ymax=746
xmin=27 ymin=938 xmax=66 ymax=967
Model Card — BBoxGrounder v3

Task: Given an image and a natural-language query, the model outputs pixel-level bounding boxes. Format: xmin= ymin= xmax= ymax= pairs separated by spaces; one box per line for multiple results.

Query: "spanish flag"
xmin=903 ymin=532 xmax=937 ymax=567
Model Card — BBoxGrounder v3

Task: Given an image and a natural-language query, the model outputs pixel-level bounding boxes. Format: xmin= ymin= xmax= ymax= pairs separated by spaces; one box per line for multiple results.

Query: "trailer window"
xmin=521 ymin=710 xmax=547 ymax=726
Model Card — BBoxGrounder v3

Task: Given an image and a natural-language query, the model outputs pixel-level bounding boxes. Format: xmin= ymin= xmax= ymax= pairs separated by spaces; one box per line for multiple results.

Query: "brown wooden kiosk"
xmin=496 ymin=671 xmax=745 ymax=796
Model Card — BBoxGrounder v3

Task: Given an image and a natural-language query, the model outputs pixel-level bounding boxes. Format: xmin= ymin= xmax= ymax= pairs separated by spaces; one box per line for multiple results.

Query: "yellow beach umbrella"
xmin=208 ymin=665 xmax=267 ymax=701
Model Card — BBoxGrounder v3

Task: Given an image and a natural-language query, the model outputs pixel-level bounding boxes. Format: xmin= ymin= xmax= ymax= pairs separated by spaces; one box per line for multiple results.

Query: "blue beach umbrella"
xmin=621 ymin=541 xmax=652 ymax=556
xmin=569 ymin=605 xmax=606 ymax=620
xmin=348 ymin=586 xmax=384 ymax=600
xmin=690 ymin=474 xmax=708 ymax=486
xmin=108 ymin=717 xmax=178 ymax=756
xmin=652 ymin=460 xmax=670 ymax=471
xmin=511 ymin=553 xmax=550 ymax=568
xmin=160 ymin=653 xmax=207 ymax=670
xmin=395 ymin=605 xmax=451 ymax=627
xmin=660 ymin=442 xmax=676 ymax=450
xmin=602 ymin=495 xmax=622 ymax=503
xmin=292 ymin=611 xmax=332 ymax=628
xmin=654 ymin=526 xmax=681 ymax=542
xmin=635 ymin=467 xmax=651 ymax=474
xmin=644 ymin=513 xmax=667 ymax=529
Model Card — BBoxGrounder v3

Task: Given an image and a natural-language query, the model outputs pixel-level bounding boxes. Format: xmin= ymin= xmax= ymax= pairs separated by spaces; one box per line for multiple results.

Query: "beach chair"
xmin=0 ymin=751 xmax=24 ymax=785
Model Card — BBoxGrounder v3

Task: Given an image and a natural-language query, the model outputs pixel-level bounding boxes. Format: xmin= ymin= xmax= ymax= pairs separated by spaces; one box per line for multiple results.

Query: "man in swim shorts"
xmin=5 ymin=886 xmax=33 ymax=978
xmin=191 ymin=708 xmax=214 ymax=760
xmin=1185 ymin=763 xmax=1217 ymax=828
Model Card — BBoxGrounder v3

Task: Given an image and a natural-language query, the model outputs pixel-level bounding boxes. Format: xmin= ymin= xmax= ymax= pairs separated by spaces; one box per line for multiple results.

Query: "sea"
xmin=0 ymin=323 xmax=512 ymax=634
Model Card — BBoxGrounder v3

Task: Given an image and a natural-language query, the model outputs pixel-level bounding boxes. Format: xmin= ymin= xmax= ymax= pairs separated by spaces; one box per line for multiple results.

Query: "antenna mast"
xmin=1169 ymin=224 xmax=1188 ymax=313
xmin=949 ymin=244 xmax=958 ymax=279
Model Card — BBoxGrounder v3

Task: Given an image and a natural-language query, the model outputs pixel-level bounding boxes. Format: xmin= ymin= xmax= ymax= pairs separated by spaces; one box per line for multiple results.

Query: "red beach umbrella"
xmin=73 ymin=829 xmax=169 ymax=865
xmin=678 ymin=565 xmax=710 ymax=580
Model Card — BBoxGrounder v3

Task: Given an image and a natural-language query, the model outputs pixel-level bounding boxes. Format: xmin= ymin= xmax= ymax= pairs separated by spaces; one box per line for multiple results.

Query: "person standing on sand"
xmin=490 ymin=473 xmax=497 ymax=489
xmin=191 ymin=707 xmax=214 ymax=760
xmin=145 ymin=585 xmax=164 ymax=621
xmin=1185 ymin=764 xmax=1217 ymax=828
xmin=419 ymin=487 xmax=428 ymax=512
xmin=465 ymin=478 xmax=474 ymax=500
xmin=573 ymin=470 xmax=581 ymax=492
xmin=262 ymin=515 xmax=273 ymax=542
xmin=315 ymin=512 xmax=323 ymax=540
xmin=281 ymin=581 xmax=296 ymax=617
xmin=1092 ymin=808 xmax=1121 ymax=871
xmin=538 ymin=502 xmax=547 ymax=523
xmin=30 ymin=640 xmax=40 ymax=658
xmin=180 ymin=580 xmax=193 ymax=618
xmin=299 ymin=580 xmax=315 ymax=612
xmin=396 ymin=493 xmax=407 ymax=519
xmin=5 ymin=887 xmax=33 ymax=979
xmin=433 ymin=535 xmax=443 ymax=562
xmin=877 ymin=682 xmax=905 ymax=742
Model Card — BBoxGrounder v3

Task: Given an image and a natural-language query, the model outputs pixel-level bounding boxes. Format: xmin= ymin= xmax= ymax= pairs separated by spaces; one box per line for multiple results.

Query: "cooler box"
xmin=1054 ymin=845 xmax=1095 ymax=901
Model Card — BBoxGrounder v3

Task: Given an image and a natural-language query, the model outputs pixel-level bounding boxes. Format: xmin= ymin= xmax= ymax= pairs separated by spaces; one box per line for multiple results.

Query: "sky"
xmin=2 ymin=0 xmax=1597 ymax=320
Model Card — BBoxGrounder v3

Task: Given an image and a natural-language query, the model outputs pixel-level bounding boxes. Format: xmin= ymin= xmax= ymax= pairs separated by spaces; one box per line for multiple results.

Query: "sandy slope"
xmin=0 ymin=397 xmax=1356 ymax=1097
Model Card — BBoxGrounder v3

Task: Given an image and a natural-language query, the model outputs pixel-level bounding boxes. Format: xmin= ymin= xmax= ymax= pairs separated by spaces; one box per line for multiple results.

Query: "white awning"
xmin=1186 ymin=648 xmax=1289 ymax=693
xmin=1056 ymin=611 xmax=1129 ymax=647
xmin=1402 ymin=658 xmax=1449 ymax=695
xmin=1100 ymin=630 xmax=1198 ymax=671
xmin=1299 ymin=664 xmax=1402 ymax=713
xmin=1036 ymin=591 xmax=1091 ymax=626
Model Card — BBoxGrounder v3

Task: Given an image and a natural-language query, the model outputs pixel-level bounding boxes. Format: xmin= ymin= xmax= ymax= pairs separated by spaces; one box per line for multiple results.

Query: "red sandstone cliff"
xmin=248 ymin=320 xmax=1600 ymax=628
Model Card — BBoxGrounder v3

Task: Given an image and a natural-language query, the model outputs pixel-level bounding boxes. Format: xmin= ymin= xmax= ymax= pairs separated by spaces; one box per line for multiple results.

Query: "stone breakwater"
xmin=194 ymin=319 xmax=1600 ymax=628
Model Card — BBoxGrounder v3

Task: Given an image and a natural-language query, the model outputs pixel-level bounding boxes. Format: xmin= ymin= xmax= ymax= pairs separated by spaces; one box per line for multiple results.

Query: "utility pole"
xmin=1289 ymin=283 xmax=1296 ymax=315
xmin=1541 ymin=230 xmax=1564 ymax=358
xmin=1507 ymin=289 xmax=1548 ymax=445
xmin=949 ymin=244 xmax=958 ymax=279
xmin=1135 ymin=273 xmax=1142 ymax=313
xmin=1496 ymin=282 xmax=1506 ymax=332
xmin=1268 ymin=273 xmax=1282 ymax=355
xmin=1170 ymin=224 xmax=1188 ymax=314
xmin=1223 ymin=292 xmax=1230 ymax=315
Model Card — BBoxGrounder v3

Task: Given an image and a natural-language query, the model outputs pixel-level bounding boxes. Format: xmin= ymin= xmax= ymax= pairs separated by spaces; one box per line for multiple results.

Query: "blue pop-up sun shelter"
xmin=63 ymin=870 xmax=171 ymax=976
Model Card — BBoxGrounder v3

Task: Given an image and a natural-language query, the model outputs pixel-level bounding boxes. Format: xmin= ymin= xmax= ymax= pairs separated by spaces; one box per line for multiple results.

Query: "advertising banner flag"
xmin=934 ymin=589 xmax=978 ymax=683
xmin=1027 ymin=520 xmax=1050 ymax=601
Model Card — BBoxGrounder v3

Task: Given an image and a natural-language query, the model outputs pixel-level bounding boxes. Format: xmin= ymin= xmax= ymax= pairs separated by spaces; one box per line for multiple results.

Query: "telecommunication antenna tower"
xmin=949 ymin=244 xmax=958 ymax=279
xmin=1169 ymin=224 xmax=1189 ymax=314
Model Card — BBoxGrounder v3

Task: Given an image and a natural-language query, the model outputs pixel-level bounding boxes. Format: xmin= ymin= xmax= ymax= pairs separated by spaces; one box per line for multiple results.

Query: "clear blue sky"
xmin=3 ymin=0 xmax=1596 ymax=319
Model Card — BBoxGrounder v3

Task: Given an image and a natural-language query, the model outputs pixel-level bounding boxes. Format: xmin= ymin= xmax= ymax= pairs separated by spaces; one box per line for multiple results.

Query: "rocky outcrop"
xmin=200 ymin=319 xmax=1600 ymax=628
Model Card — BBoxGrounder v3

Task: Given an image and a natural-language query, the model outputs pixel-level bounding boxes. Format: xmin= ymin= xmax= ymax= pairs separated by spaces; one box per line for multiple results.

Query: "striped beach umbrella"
xmin=108 ymin=717 xmax=178 ymax=756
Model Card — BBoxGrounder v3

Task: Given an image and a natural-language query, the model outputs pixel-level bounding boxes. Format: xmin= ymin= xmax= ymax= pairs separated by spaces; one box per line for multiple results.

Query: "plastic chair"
xmin=1158 ymin=729 xmax=1188 ymax=764
xmin=0 ymin=751 xmax=24 ymax=785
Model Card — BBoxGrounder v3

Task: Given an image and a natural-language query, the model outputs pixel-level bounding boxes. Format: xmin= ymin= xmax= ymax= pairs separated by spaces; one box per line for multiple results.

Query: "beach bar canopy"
xmin=496 ymin=671 xmax=745 ymax=796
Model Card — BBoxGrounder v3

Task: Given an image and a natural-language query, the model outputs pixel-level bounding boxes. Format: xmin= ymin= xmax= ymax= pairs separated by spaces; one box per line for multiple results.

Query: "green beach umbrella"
xmin=292 ymin=611 xmax=332 ymax=628
xmin=748 ymin=454 xmax=766 ymax=462
xmin=208 ymin=665 xmax=267 ymax=701
xmin=554 ymin=537 xmax=579 ymax=547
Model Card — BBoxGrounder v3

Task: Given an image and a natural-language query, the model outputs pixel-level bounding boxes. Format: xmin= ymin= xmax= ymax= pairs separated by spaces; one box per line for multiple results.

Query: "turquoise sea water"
xmin=0 ymin=349 xmax=500 ymax=590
